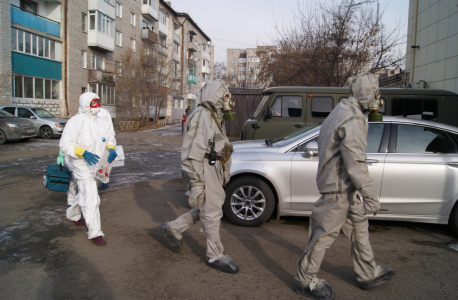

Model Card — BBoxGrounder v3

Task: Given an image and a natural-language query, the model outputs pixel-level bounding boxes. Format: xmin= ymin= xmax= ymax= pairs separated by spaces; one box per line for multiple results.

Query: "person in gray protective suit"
xmin=160 ymin=79 xmax=238 ymax=274
xmin=294 ymin=73 xmax=395 ymax=299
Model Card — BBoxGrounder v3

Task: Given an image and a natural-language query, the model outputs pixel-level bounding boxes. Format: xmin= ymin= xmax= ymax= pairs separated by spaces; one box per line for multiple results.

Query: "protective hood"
xmin=79 ymin=92 xmax=99 ymax=116
xmin=197 ymin=80 xmax=230 ymax=113
xmin=349 ymin=73 xmax=379 ymax=112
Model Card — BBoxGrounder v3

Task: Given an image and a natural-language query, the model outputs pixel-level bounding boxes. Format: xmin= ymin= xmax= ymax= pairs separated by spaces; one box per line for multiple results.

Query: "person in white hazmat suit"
xmin=59 ymin=92 xmax=117 ymax=246
xmin=57 ymin=106 xmax=115 ymax=195
xmin=160 ymin=80 xmax=239 ymax=274
xmin=294 ymin=73 xmax=395 ymax=299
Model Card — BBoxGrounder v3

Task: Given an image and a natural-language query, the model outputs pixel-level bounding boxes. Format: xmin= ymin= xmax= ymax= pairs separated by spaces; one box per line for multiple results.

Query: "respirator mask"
xmin=222 ymin=92 xmax=236 ymax=121
xmin=90 ymin=98 xmax=101 ymax=116
xmin=368 ymin=89 xmax=383 ymax=121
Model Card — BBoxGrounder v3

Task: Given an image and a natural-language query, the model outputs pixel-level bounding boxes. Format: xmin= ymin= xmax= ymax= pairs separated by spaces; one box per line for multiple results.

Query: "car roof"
xmin=262 ymin=86 xmax=458 ymax=96
xmin=378 ymin=116 xmax=458 ymax=133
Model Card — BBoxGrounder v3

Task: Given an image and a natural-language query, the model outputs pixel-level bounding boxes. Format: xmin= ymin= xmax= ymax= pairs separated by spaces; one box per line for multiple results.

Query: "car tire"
xmin=223 ymin=176 xmax=275 ymax=227
xmin=448 ymin=203 xmax=458 ymax=235
xmin=0 ymin=129 xmax=7 ymax=145
xmin=40 ymin=126 xmax=54 ymax=139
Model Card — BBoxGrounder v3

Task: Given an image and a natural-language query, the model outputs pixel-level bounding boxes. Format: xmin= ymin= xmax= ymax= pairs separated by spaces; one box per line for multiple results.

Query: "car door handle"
xmin=294 ymin=124 xmax=305 ymax=128
xmin=366 ymin=159 xmax=379 ymax=165
xmin=447 ymin=163 xmax=458 ymax=168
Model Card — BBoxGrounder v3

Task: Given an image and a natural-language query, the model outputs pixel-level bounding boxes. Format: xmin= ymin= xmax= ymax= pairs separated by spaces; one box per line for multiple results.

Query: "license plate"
xmin=27 ymin=129 xmax=35 ymax=133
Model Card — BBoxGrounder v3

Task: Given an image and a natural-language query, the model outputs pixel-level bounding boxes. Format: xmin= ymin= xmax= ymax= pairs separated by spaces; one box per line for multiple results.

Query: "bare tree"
xmin=256 ymin=0 xmax=406 ymax=87
xmin=213 ymin=61 xmax=226 ymax=80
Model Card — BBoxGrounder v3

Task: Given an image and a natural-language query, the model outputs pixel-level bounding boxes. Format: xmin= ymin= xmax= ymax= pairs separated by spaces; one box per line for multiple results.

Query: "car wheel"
xmin=448 ymin=203 xmax=458 ymax=235
xmin=223 ymin=176 xmax=275 ymax=227
xmin=40 ymin=126 xmax=54 ymax=139
xmin=0 ymin=129 xmax=7 ymax=145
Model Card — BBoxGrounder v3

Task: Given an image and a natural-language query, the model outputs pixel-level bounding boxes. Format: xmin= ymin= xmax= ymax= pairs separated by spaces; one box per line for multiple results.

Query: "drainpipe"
xmin=409 ymin=0 xmax=419 ymax=83
xmin=64 ymin=0 xmax=69 ymax=115
xmin=180 ymin=15 xmax=188 ymax=107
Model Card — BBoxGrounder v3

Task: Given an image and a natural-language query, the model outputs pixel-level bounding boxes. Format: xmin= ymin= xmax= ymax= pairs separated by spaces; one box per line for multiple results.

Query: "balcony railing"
xmin=11 ymin=5 xmax=60 ymax=37
xmin=88 ymin=69 xmax=114 ymax=83
xmin=202 ymin=51 xmax=210 ymax=61
xmin=188 ymin=41 xmax=197 ymax=52
xmin=187 ymin=58 xmax=197 ymax=67
xmin=187 ymin=75 xmax=197 ymax=84
xmin=173 ymin=33 xmax=181 ymax=44
xmin=142 ymin=28 xmax=158 ymax=43
xmin=173 ymin=52 xmax=180 ymax=62
xmin=158 ymin=44 xmax=168 ymax=56
xmin=88 ymin=0 xmax=115 ymax=19
xmin=141 ymin=3 xmax=158 ymax=22
xmin=202 ymin=66 xmax=210 ymax=74
xmin=142 ymin=55 xmax=157 ymax=66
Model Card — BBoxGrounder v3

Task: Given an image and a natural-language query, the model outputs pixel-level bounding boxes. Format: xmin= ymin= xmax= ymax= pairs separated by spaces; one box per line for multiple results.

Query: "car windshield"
xmin=0 ymin=109 xmax=15 ymax=117
xmin=252 ymin=95 xmax=270 ymax=118
xmin=271 ymin=123 xmax=321 ymax=147
xmin=31 ymin=108 xmax=55 ymax=118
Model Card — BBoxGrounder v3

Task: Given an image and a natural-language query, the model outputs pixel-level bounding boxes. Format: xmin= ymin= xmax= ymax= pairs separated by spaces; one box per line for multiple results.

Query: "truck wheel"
xmin=0 ymin=130 xmax=7 ymax=145
xmin=223 ymin=176 xmax=275 ymax=227
xmin=448 ymin=203 xmax=458 ymax=236
xmin=40 ymin=126 xmax=54 ymax=139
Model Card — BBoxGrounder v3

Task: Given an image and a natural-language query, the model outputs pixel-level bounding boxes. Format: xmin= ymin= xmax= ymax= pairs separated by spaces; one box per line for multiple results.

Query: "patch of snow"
xmin=449 ymin=243 xmax=458 ymax=252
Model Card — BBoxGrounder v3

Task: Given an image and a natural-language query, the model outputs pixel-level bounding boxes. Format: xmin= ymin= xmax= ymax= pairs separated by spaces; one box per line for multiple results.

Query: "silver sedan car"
xmin=224 ymin=116 xmax=458 ymax=235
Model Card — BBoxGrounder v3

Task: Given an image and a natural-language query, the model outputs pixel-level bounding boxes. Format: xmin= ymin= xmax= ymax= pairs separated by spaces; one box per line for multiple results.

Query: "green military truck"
xmin=241 ymin=86 xmax=458 ymax=140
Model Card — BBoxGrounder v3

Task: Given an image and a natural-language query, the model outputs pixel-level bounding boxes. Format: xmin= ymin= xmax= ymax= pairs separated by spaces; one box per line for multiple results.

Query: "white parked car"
xmin=224 ymin=117 xmax=458 ymax=235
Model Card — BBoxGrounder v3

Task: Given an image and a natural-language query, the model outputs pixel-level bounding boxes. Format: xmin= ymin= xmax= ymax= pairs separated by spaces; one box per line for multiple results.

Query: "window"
xmin=116 ymin=2 xmax=122 ymax=18
xmin=159 ymin=10 xmax=167 ymax=25
xmin=89 ymin=12 xmax=95 ymax=30
xmin=366 ymin=124 xmax=385 ymax=153
xmin=392 ymin=99 xmax=438 ymax=121
xmin=116 ymin=61 xmax=122 ymax=75
xmin=239 ymin=83 xmax=244 ymax=88
xmin=82 ymin=87 xmax=87 ymax=93
xmin=311 ymin=97 xmax=333 ymax=118
xmin=18 ymin=29 xmax=23 ymax=52
xmin=238 ymin=75 xmax=245 ymax=80
xmin=131 ymin=38 xmax=136 ymax=52
xmin=14 ymin=76 xmax=23 ymax=98
xmin=173 ymin=42 xmax=179 ymax=53
xmin=22 ymin=0 xmax=37 ymax=14
xmin=231 ymin=76 xmax=235 ymax=80
xmin=98 ymin=12 xmax=114 ymax=37
xmin=272 ymin=96 xmax=303 ymax=117
xmin=144 ymin=0 xmax=157 ymax=9
xmin=202 ymin=60 xmax=206 ymax=67
xmin=116 ymin=30 xmax=122 ymax=46
xmin=232 ymin=58 xmax=236 ymax=63
xmin=11 ymin=28 xmax=17 ymax=51
xmin=88 ymin=84 xmax=115 ymax=104
xmin=203 ymin=45 xmax=206 ymax=53
xmin=130 ymin=12 xmax=136 ymax=26
xmin=35 ymin=78 xmax=43 ymax=99
xmin=13 ymin=76 xmax=59 ymax=100
xmin=248 ymin=56 xmax=260 ymax=62
xmin=11 ymin=29 xmax=60 ymax=61
xmin=92 ymin=54 xmax=105 ymax=70
xmin=239 ymin=58 xmax=246 ymax=63
xmin=82 ymin=13 xmax=87 ymax=31
xmin=24 ymin=32 xmax=31 ymax=54
xmin=239 ymin=66 xmax=246 ymax=71
xmin=81 ymin=50 xmax=87 ymax=68
xmin=396 ymin=125 xmax=457 ymax=154
xmin=18 ymin=108 xmax=34 ymax=118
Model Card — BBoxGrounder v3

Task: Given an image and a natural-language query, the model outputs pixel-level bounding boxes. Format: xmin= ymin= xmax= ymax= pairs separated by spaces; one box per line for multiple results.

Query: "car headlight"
xmin=55 ymin=123 xmax=61 ymax=127
xmin=6 ymin=123 xmax=19 ymax=128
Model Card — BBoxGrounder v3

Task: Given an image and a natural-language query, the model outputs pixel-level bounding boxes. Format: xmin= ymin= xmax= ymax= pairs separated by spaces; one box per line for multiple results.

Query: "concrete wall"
xmin=0 ymin=0 xmax=13 ymax=106
xmin=406 ymin=0 xmax=458 ymax=93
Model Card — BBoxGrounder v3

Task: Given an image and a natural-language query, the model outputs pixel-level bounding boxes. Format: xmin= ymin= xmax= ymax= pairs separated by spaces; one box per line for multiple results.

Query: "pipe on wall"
xmin=409 ymin=0 xmax=419 ymax=83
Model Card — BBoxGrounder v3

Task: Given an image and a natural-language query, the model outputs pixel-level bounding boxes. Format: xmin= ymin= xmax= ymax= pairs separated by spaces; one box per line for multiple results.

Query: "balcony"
xmin=187 ymin=58 xmax=197 ymax=67
xmin=187 ymin=93 xmax=196 ymax=100
xmin=142 ymin=55 xmax=157 ymax=66
xmin=188 ymin=41 xmax=197 ymax=52
xmin=141 ymin=2 xmax=158 ymax=22
xmin=158 ymin=44 xmax=168 ymax=56
xmin=158 ymin=86 xmax=168 ymax=95
xmin=187 ymin=75 xmax=197 ymax=84
xmin=202 ymin=51 xmax=210 ymax=61
xmin=88 ymin=69 xmax=114 ymax=84
xmin=11 ymin=5 xmax=60 ymax=37
xmin=158 ymin=65 xmax=167 ymax=75
xmin=173 ymin=33 xmax=181 ymax=44
xmin=88 ymin=31 xmax=115 ymax=52
xmin=142 ymin=28 xmax=158 ymax=43
xmin=202 ymin=65 xmax=210 ymax=74
xmin=88 ymin=0 xmax=115 ymax=19
xmin=173 ymin=52 xmax=180 ymax=62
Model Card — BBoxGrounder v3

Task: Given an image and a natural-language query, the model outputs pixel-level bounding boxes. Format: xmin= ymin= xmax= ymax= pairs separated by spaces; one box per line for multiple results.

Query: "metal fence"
xmin=225 ymin=88 xmax=264 ymax=137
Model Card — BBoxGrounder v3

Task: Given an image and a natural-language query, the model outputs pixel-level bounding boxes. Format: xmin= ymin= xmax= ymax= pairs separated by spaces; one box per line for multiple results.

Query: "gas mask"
xmin=90 ymin=98 xmax=101 ymax=116
xmin=368 ymin=89 xmax=383 ymax=121
xmin=221 ymin=92 xmax=236 ymax=121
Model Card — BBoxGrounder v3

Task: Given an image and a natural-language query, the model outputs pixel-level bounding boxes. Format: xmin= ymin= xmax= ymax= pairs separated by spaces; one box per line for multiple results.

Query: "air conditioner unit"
xmin=406 ymin=81 xmax=426 ymax=89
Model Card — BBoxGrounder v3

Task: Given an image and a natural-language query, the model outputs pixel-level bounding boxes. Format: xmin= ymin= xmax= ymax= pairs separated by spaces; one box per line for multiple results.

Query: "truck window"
xmin=252 ymin=95 xmax=270 ymax=118
xmin=392 ymin=99 xmax=437 ymax=121
xmin=272 ymin=96 xmax=302 ymax=117
xmin=338 ymin=97 xmax=385 ymax=114
xmin=311 ymin=96 xmax=333 ymax=118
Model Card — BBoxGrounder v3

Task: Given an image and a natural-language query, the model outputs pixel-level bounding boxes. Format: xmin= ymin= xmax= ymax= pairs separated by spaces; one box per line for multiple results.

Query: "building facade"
xmin=405 ymin=0 xmax=458 ymax=93
xmin=1 ymin=0 xmax=213 ymax=121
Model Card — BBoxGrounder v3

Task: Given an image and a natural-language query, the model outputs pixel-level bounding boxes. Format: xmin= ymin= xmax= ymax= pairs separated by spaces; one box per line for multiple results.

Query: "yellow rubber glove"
xmin=107 ymin=144 xmax=116 ymax=150
xmin=74 ymin=146 xmax=86 ymax=157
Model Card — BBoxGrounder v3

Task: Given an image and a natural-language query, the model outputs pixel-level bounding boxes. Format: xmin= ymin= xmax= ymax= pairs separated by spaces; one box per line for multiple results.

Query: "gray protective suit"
xmin=295 ymin=73 xmax=393 ymax=295
xmin=164 ymin=80 xmax=235 ymax=266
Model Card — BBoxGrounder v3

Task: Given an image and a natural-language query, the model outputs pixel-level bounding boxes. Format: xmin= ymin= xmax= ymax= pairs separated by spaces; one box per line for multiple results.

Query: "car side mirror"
xmin=264 ymin=106 xmax=272 ymax=121
xmin=302 ymin=142 xmax=319 ymax=158
xmin=30 ymin=116 xmax=36 ymax=119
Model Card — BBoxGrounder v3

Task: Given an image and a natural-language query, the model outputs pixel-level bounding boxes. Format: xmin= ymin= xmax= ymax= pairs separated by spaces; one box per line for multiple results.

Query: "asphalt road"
xmin=1 ymin=124 xmax=458 ymax=300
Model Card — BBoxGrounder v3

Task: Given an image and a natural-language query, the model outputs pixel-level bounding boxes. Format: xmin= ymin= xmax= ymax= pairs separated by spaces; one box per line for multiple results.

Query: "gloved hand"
xmin=82 ymin=150 xmax=100 ymax=166
xmin=57 ymin=149 xmax=65 ymax=166
xmin=357 ymin=193 xmax=380 ymax=216
xmin=107 ymin=148 xmax=117 ymax=163
xmin=189 ymin=183 xmax=205 ymax=207
xmin=224 ymin=169 xmax=231 ymax=185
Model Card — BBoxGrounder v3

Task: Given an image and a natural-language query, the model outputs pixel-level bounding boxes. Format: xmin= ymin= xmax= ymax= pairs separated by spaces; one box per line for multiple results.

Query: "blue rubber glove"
xmin=82 ymin=150 xmax=100 ymax=166
xmin=57 ymin=149 xmax=65 ymax=166
xmin=107 ymin=148 xmax=117 ymax=163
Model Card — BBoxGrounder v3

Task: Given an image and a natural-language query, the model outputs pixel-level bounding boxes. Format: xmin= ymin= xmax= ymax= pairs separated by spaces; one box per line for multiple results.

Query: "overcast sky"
xmin=169 ymin=0 xmax=410 ymax=63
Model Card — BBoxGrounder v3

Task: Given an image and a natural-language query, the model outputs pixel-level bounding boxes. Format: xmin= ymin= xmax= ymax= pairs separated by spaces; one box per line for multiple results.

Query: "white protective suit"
xmin=163 ymin=80 xmax=235 ymax=265
xmin=60 ymin=93 xmax=116 ymax=239
xmin=65 ymin=107 xmax=115 ymax=202
xmin=295 ymin=73 xmax=394 ymax=295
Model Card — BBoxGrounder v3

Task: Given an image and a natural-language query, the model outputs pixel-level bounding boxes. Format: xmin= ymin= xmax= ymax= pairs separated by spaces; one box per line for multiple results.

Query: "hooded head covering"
xmin=79 ymin=92 xmax=100 ymax=116
xmin=349 ymin=73 xmax=379 ymax=112
xmin=197 ymin=80 xmax=230 ymax=113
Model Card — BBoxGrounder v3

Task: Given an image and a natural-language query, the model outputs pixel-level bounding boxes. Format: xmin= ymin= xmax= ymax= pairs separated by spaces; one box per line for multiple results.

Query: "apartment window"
xmin=144 ymin=0 xmax=157 ymax=9
xmin=231 ymin=67 xmax=235 ymax=72
xmin=81 ymin=50 xmax=87 ymax=68
xmin=116 ymin=31 xmax=122 ymax=46
xmin=130 ymin=12 xmax=136 ymax=26
xmin=24 ymin=32 xmax=31 ymax=54
xmin=239 ymin=83 xmax=244 ymax=88
xmin=131 ymin=38 xmax=136 ymax=52
xmin=239 ymin=66 xmax=246 ymax=71
xmin=238 ymin=75 xmax=245 ymax=80
xmin=11 ymin=29 xmax=60 ymax=61
xmin=249 ymin=56 xmax=260 ymax=62
xmin=82 ymin=87 xmax=87 ymax=93
xmin=82 ymin=13 xmax=87 ymax=32
xmin=98 ymin=12 xmax=114 ymax=37
xmin=159 ymin=35 xmax=166 ymax=47
xmin=231 ymin=59 xmax=236 ymax=63
xmin=159 ymin=10 xmax=167 ymax=25
xmin=239 ymin=58 xmax=246 ymax=63
xmin=89 ymin=12 xmax=96 ymax=30
xmin=173 ymin=42 xmax=179 ymax=53
xmin=22 ymin=0 xmax=37 ymax=14
xmin=13 ymin=76 xmax=59 ymax=100
xmin=116 ymin=61 xmax=122 ymax=76
xmin=92 ymin=54 xmax=105 ymax=70
xmin=116 ymin=2 xmax=122 ymax=18
xmin=203 ymin=45 xmax=206 ymax=53
xmin=202 ymin=60 xmax=206 ymax=67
